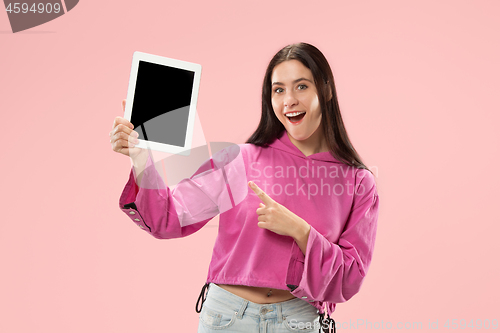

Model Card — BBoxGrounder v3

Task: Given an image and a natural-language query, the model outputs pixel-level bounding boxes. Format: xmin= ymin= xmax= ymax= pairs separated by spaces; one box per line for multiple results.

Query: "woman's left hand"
xmin=248 ymin=181 xmax=311 ymax=243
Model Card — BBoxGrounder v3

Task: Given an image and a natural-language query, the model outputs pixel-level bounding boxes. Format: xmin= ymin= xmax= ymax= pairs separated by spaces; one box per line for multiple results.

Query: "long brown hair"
xmin=246 ymin=42 xmax=368 ymax=170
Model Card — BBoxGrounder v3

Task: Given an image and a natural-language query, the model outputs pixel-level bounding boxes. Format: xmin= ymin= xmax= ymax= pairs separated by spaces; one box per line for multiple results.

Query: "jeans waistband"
xmin=205 ymin=283 xmax=318 ymax=321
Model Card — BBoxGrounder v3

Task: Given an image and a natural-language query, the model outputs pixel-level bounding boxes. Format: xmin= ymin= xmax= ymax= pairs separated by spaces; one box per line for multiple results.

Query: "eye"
xmin=273 ymin=87 xmax=284 ymax=94
xmin=297 ymin=84 xmax=308 ymax=90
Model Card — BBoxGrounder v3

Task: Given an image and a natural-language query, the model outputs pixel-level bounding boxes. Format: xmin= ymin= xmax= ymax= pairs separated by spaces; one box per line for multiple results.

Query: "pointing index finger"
xmin=248 ymin=181 xmax=274 ymax=205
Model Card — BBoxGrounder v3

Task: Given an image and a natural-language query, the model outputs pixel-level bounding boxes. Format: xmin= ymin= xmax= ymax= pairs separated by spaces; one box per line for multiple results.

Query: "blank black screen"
xmin=131 ymin=61 xmax=195 ymax=147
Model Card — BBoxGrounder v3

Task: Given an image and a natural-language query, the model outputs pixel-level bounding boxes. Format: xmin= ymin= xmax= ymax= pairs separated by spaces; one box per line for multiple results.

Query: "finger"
xmin=111 ymin=131 xmax=139 ymax=145
xmin=256 ymin=203 xmax=265 ymax=213
xmin=256 ymin=206 xmax=266 ymax=215
xmin=110 ymin=127 xmax=138 ymax=146
xmin=257 ymin=221 xmax=267 ymax=229
xmin=112 ymin=137 xmax=142 ymax=157
xmin=111 ymin=122 xmax=138 ymax=140
xmin=111 ymin=136 xmax=143 ymax=157
xmin=120 ymin=99 xmax=133 ymax=129
xmin=113 ymin=116 xmax=134 ymax=130
xmin=110 ymin=129 xmax=137 ymax=151
xmin=248 ymin=181 xmax=275 ymax=206
xmin=112 ymin=137 xmax=137 ymax=151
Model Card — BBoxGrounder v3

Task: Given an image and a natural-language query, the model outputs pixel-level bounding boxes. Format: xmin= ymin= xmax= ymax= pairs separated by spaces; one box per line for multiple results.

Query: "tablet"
xmin=124 ymin=52 xmax=202 ymax=155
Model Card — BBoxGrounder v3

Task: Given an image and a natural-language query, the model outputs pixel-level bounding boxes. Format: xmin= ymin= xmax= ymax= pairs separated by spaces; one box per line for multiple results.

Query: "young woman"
xmin=110 ymin=43 xmax=379 ymax=333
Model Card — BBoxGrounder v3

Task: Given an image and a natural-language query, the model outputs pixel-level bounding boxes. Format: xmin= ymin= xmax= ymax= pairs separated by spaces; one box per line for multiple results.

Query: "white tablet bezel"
xmin=124 ymin=51 xmax=202 ymax=155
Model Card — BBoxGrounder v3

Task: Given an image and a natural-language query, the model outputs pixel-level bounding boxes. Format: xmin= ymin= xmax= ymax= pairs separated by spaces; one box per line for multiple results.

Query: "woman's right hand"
xmin=110 ymin=99 xmax=145 ymax=160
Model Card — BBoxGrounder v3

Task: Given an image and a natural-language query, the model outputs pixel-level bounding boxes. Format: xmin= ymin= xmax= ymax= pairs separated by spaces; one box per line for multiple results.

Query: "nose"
xmin=284 ymin=91 xmax=298 ymax=108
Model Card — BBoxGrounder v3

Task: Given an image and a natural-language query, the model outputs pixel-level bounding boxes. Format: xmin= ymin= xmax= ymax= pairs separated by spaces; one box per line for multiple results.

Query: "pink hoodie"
xmin=119 ymin=130 xmax=379 ymax=316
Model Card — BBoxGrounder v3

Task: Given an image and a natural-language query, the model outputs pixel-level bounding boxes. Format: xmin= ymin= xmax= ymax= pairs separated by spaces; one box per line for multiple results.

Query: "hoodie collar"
xmin=268 ymin=130 xmax=341 ymax=163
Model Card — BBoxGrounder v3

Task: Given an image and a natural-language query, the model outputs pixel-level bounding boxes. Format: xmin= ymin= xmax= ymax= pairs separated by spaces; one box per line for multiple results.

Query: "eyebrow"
xmin=271 ymin=77 xmax=313 ymax=86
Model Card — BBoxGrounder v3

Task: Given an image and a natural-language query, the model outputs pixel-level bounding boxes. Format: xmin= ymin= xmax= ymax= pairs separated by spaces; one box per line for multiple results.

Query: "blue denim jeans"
xmin=197 ymin=283 xmax=320 ymax=333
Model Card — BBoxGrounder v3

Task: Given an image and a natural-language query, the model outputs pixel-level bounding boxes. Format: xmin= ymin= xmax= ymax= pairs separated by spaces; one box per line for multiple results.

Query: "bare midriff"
xmin=216 ymin=284 xmax=296 ymax=304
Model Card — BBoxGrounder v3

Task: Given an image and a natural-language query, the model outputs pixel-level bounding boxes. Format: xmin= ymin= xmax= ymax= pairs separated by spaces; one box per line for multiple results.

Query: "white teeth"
xmin=285 ymin=111 xmax=305 ymax=117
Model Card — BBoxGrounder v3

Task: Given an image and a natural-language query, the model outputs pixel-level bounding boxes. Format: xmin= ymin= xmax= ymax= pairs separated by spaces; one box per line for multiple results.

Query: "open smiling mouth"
xmin=285 ymin=111 xmax=306 ymax=124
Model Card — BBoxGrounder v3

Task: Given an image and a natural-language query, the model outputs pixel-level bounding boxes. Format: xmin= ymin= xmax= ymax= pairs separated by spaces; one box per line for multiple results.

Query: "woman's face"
xmin=271 ymin=60 xmax=323 ymax=146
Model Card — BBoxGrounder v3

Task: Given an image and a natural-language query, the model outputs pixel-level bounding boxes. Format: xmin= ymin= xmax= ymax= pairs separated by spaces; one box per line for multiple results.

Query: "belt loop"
xmin=277 ymin=303 xmax=283 ymax=324
xmin=236 ymin=299 xmax=248 ymax=319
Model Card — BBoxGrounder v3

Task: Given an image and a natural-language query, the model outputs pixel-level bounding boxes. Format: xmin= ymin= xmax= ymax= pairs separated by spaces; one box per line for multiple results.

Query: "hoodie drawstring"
xmin=319 ymin=312 xmax=336 ymax=333
xmin=195 ymin=283 xmax=210 ymax=313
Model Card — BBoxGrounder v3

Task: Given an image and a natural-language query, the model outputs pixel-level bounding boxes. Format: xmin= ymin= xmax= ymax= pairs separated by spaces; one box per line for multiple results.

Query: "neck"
xmin=287 ymin=128 xmax=328 ymax=157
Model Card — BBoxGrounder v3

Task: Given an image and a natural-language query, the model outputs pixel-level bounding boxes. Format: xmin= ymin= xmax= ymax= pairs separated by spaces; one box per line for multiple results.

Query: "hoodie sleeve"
xmin=119 ymin=145 xmax=248 ymax=239
xmin=285 ymin=169 xmax=379 ymax=306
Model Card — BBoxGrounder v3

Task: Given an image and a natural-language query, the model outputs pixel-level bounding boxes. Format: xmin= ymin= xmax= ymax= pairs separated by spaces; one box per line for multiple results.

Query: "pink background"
xmin=1 ymin=1 xmax=499 ymax=332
